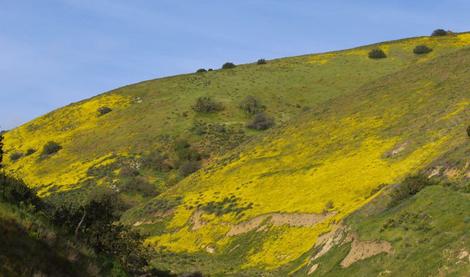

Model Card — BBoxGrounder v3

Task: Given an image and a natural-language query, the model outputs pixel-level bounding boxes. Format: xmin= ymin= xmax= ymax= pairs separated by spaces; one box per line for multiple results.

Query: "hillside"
xmin=125 ymin=43 xmax=470 ymax=274
xmin=2 ymin=32 xmax=470 ymax=276
xmin=4 ymin=33 xmax=470 ymax=203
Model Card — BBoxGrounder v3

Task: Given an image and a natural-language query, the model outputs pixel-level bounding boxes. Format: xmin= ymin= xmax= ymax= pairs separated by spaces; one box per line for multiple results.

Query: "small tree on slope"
xmin=0 ymin=132 xmax=4 ymax=168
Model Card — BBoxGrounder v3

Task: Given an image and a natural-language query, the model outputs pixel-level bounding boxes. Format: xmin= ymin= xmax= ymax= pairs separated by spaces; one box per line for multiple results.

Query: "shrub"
xmin=467 ymin=125 xmax=470 ymax=137
xmin=25 ymin=148 xmax=36 ymax=156
xmin=179 ymin=161 xmax=201 ymax=177
xmin=0 ymin=133 xmax=4 ymax=168
xmin=97 ymin=106 xmax=112 ymax=116
xmin=41 ymin=141 xmax=62 ymax=156
xmin=413 ymin=45 xmax=433 ymax=55
xmin=368 ymin=48 xmax=387 ymax=59
xmin=208 ymin=68 xmax=213 ymax=71
xmin=239 ymin=96 xmax=265 ymax=115
xmin=431 ymin=29 xmax=448 ymax=36
xmin=246 ymin=113 xmax=275 ymax=130
xmin=389 ymin=175 xmax=437 ymax=207
xmin=141 ymin=151 xmax=172 ymax=172
xmin=196 ymin=68 xmax=207 ymax=73
xmin=222 ymin=62 xmax=236 ymax=69
xmin=0 ymin=173 xmax=42 ymax=208
xmin=257 ymin=59 xmax=267 ymax=65
xmin=174 ymin=139 xmax=201 ymax=161
xmin=120 ymin=177 xmax=157 ymax=197
xmin=9 ymin=151 xmax=23 ymax=162
xmin=192 ymin=97 xmax=224 ymax=113
xmin=119 ymin=165 xmax=139 ymax=177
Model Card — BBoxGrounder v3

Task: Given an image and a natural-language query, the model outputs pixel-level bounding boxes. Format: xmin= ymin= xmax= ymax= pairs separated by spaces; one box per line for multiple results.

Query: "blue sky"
xmin=1 ymin=0 xmax=469 ymax=129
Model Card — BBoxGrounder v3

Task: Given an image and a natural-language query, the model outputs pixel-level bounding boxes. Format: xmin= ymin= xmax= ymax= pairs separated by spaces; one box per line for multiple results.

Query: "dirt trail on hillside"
xmin=226 ymin=212 xmax=334 ymax=237
xmin=340 ymin=234 xmax=393 ymax=267
xmin=309 ymin=225 xmax=393 ymax=269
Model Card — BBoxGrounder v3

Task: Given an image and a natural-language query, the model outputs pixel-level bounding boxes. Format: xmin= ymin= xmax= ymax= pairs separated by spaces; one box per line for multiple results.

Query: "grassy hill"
xmin=125 ymin=41 xmax=470 ymax=274
xmin=2 ymin=32 xmax=470 ymax=276
xmin=4 ymin=33 xmax=470 ymax=200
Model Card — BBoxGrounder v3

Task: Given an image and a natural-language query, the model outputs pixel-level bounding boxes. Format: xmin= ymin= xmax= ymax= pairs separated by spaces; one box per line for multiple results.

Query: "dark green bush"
xmin=0 ymin=173 xmax=42 ymax=208
xmin=25 ymin=148 xmax=36 ymax=156
xmin=97 ymin=106 xmax=112 ymax=116
xmin=368 ymin=48 xmax=387 ymax=59
xmin=179 ymin=161 xmax=201 ymax=177
xmin=0 ymin=133 xmax=4 ymax=168
xmin=246 ymin=113 xmax=275 ymax=130
xmin=389 ymin=175 xmax=437 ymax=207
xmin=413 ymin=45 xmax=433 ymax=54
xmin=257 ymin=59 xmax=267 ymax=65
xmin=41 ymin=141 xmax=62 ymax=156
xmin=431 ymin=29 xmax=448 ymax=36
xmin=239 ymin=96 xmax=266 ymax=115
xmin=208 ymin=68 xmax=213 ymax=71
xmin=196 ymin=68 xmax=207 ymax=73
xmin=467 ymin=125 xmax=470 ymax=137
xmin=9 ymin=151 xmax=23 ymax=162
xmin=222 ymin=62 xmax=236 ymax=69
xmin=192 ymin=97 xmax=224 ymax=113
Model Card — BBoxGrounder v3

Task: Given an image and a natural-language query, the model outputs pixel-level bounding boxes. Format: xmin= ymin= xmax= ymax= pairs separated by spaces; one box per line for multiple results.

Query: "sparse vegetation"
xmin=368 ymin=48 xmax=387 ymax=59
xmin=239 ymin=96 xmax=266 ymax=115
xmin=41 ymin=141 xmax=62 ymax=156
xmin=222 ymin=62 xmax=236 ymax=69
xmin=97 ymin=106 xmax=112 ymax=116
xmin=246 ymin=112 xmax=275 ymax=130
xmin=413 ymin=45 xmax=433 ymax=54
xmin=199 ymin=196 xmax=253 ymax=216
xmin=192 ymin=97 xmax=224 ymax=113
xmin=120 ymin=176 xmax=158 ymax=197
xmin=431 ymin=29 xmax=448 ymax=36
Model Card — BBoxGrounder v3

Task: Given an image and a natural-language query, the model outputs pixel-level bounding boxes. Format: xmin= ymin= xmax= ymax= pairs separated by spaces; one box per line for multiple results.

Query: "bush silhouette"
xmin=239 ymin=96 xmax=265 ymax=115
xmin=222 ymin=62 xmax=236 ymax=69
xmin=431 ymin=29 xmax=448 ymax=36
xmin=9 ymin=151 xmax=23 ymax=162
xmin=192 ymin=97 xmax=224 ymax=113
xmin=413 ymin=45 xmax=433 ymax=54
xmin=0 ymin=133 xmax=3 ymax=168
xmin=25 ymin=148 xmax=36 ymax=156
xmin=467 ymin=125 xmax=470 ymax=137
xmin=41 ymin=141 xmax=62 ymax=156
xmin=257 ymin=59 xmax=267 ymax=65
xmin=196 ymin=68 xmax=207 ymax=73
xmin=97 ymin=106 xmax=112 ymax=116
xmin=246 ymin=113 xmax=275 ymax=130
xmin=368 ymin=49 xmax=387 ymax=59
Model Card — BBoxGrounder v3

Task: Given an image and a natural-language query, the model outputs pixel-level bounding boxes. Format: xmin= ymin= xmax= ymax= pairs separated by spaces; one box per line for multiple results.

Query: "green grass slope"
xmin=126 ymin=45 xmax=470 ymax=274
xmin=4 ymin=33 xmax=470 ymax=202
